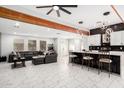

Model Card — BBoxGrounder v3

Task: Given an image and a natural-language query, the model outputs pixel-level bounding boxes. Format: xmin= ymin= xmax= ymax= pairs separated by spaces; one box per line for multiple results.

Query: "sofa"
xmin=45 ymin=53 xmax=57 ymax=63
xmin=8 ymin=51 xmax=57 ymax=64
xmin=8 ymin=51 xmax=43 ymax=63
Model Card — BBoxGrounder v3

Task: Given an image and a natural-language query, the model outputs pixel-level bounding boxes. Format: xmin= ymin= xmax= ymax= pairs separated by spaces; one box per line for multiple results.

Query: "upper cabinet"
xmin=82 ymin=36 xmax=89 ymax=50
xmin=88 ymin=34 xmax=101 ymax=46
xmin=121 ymin=31 xmax=124 ymax=45
xmin=110 ymin=31 xmax=124 ymax=45
xmin=68 ymin=37 xmax=89 ymax=51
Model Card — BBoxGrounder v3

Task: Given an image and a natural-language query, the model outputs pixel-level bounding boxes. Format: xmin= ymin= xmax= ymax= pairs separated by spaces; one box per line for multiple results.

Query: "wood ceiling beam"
xmin=0 ymin=7 xmax=89 ymax=35
xmin=111 ymin=5 xmax=124 ymax=23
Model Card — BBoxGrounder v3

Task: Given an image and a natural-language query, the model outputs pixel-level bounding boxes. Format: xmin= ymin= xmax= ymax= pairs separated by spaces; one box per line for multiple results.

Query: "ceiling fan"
xmin=36 ymin=5 xmax=78 ymax=17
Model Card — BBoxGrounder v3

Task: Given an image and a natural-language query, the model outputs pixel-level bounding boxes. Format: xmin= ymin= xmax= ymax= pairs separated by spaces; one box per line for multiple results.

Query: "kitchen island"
xmin=70 ymin=51 xmax=124 ymax=78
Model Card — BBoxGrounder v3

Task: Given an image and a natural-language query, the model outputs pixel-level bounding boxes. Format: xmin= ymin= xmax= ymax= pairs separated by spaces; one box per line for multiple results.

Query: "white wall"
xmin=1 ymin=33 xmax=54 ymax=56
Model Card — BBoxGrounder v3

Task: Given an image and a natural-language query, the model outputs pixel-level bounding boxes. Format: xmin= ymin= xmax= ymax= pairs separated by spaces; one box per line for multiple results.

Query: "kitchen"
xmin=69 ymin=22 xmax=124 ymax=78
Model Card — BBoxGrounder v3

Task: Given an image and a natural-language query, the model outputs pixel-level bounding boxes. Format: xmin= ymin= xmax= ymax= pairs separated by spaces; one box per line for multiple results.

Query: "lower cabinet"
xmin=72 ymin=53 xmax=120 ymax=74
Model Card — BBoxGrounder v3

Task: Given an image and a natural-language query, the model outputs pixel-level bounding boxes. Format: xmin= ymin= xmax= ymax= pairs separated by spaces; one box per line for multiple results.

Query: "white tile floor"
xmin=0 ymin=56 xmax=124 ymax=88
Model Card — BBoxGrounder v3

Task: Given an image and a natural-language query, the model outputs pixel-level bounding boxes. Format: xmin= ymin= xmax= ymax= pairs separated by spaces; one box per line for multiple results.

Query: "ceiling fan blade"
xmin=58 ymin=5 xmax=77 ymax=7
xmin=56 ymin=10 xmax=60 ymax=17
xmin=36 ymin=5 xmax=53 ymax=8
xmin=59 ymin=7 xmax=71 ymax=14
xmin=46 ymin=8 xmax=53 ymax=15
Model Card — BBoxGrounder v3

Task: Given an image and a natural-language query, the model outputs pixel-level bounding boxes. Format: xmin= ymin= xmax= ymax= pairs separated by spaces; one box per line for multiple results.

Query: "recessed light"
xmin=78 ymin=21 xmax=83 ymax=24
xmin=103 ymin=11 xmax=110 ymax=16
xmin=14 ymin=22 xmax=20 ymax=28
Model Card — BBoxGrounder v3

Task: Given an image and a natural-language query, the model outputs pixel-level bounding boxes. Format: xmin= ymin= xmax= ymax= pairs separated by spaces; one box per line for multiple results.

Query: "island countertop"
xmin=69 ymin=50 xmax=124 ymax=78
xmin=69 ymin=50 xmax=124 ymax=56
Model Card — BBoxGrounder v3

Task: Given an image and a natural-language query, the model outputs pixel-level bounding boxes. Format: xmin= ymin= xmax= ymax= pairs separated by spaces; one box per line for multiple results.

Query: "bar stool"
xmin=82 ymin=51 xmax=94 ymax=71
xmin=69 ymin=54 xmax=77 ymax=64
xmin=98 ymin=51 xmax=112 ymax=78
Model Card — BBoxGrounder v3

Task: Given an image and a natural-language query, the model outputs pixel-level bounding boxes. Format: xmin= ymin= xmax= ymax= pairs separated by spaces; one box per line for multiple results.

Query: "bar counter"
xmin=70 ymin=50 xmax=124 ymax=78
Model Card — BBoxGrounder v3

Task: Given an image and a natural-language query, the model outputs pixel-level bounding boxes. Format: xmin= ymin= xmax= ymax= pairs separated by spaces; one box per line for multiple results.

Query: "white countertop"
xmin=70 ymin=50 xmax=124 ymax=78
xmin=70 ymin=50 xmax=124 ymax=56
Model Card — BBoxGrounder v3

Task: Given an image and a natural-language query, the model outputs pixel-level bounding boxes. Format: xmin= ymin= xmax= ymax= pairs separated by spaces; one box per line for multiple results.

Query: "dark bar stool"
xmin=69 ymin=54 xmax=77 ymax=64
xmin=98 ymin=51 xmax=112 ymax=78
xmin=82 ymin=51 xmax=94 ymax=71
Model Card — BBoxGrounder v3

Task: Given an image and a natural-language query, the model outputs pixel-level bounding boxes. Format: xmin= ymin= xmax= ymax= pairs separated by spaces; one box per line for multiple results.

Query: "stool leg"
xmin=22 ymin=61 xmax=26 ymax=67
xmin=69 ymin=57 xmax=71 ymax=65
xmin=98 ymin=62 xmax=100 ymax=75
xmin=88 ymin=60 xmax=90 ymax=71
xmin=92 ymin=60 xmax=94 ymax=68
xmin=69 ymin=57 xmax=70 ymax=64
xmin=101 ymin=62 xmax=102 ymax=72
xmin=82 ymin=60 xmax=84 ymax=69
xmin=72 ymin=58 xmax=74 ymax=66
xmin=109 ymin=63 xmax=111 ymax=78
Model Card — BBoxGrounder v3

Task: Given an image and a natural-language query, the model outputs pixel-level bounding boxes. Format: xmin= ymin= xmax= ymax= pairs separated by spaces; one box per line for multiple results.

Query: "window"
xmin=14 ymin=39 xmax=24 ymax=51
xmin=28 ymin=40 xmax=36 ymax=51
xmin=40 ymin=41 xmax=46 ymax=51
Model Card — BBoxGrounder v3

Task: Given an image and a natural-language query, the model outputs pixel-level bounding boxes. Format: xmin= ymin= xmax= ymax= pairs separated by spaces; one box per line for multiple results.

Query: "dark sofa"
xmin=8 ymin=51 xmax=43 ymax=63
xmin=45 ymin=53 xmax=57 ymax=63
xmin=8 ymin=51 xmax=57 ymax=64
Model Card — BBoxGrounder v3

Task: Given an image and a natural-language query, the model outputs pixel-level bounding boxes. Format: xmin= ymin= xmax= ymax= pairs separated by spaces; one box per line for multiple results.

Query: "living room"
xmin=1 ymin=1 xmax=124 ymax=90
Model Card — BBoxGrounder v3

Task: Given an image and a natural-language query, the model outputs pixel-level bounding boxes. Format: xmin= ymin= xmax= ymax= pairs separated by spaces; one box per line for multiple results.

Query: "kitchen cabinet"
xmin=82 ymin=36 xmax=88 ymax=50
xmin=68 ymin=39 xmax=81 ymax=51
xmin=69 ymin=37 xmax=88 ymax=51
xmin=121 ymin=31 xmax=124 ymax=45
xmin=110 ymin=31 xmax=123 ymax=45
xmin=88 ymin=34 xmax=101 ymax=46
xmin=74 ymin=39 xmax=81 ymax=51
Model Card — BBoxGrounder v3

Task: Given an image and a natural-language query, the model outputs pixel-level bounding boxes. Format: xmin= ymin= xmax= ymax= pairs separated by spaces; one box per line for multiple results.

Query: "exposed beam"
xmin=111 ymin=5 xmax=124 ymax=23
xmin=0 ymin=7 xmax=89 ymax=35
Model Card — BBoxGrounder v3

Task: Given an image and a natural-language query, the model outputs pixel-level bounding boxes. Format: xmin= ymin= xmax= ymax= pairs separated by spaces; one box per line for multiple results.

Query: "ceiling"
xmin=0 ymin=5 xmax=124 ymax=38
xmin=2 ymin=5 xmax=124 ymax=30
xmin=0 ymin=18 xmax=80 ymax=39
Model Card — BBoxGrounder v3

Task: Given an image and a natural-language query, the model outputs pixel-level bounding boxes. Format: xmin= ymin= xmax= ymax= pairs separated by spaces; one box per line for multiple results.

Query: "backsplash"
xmin=89 ymin=45 xmax=124 ymax=51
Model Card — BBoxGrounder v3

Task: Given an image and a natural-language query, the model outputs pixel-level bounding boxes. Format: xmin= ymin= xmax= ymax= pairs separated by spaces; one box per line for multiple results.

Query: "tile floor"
xmin=0 ymin=56 xmax=124 ymax=88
